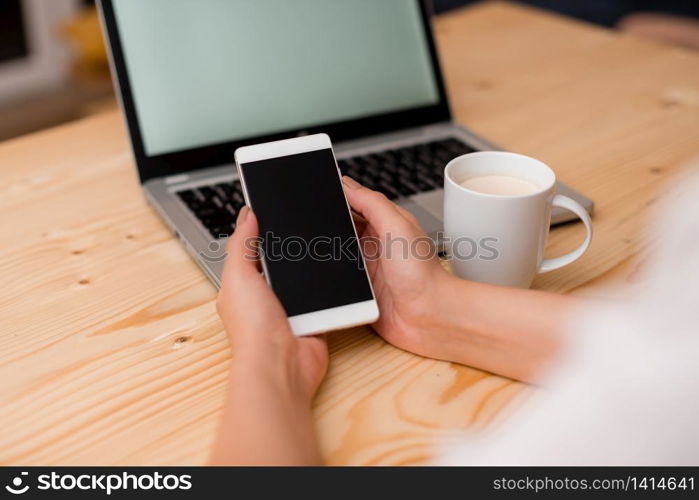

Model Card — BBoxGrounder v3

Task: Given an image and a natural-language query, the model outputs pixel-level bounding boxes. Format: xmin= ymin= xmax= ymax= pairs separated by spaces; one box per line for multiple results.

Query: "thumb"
xmin=342 ymin=176 xmax=405 ymax=236
xmin=223 ymin=206 xmax=260 ymax=277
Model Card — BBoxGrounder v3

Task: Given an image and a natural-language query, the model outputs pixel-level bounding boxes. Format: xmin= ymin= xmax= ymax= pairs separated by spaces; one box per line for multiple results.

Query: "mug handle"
xmin=538 ymin=194 xmax=593 ymax=273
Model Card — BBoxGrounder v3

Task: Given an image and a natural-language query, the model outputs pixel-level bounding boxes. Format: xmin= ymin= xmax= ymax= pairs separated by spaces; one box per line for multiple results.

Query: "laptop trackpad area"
xmin=399 ymin=192 xmax=443 ymax=235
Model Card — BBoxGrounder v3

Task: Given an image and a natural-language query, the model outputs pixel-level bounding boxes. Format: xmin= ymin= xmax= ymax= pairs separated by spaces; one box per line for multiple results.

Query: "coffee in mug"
xmin=459 ymin=175 xmax=540 ymax=196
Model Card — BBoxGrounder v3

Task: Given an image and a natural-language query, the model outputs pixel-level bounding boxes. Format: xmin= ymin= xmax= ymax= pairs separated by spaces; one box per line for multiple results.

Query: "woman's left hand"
xmin=211 ymin=206 xmax=328 ymax=464
xmin=216 ymin=206 xmax=328 ymax=402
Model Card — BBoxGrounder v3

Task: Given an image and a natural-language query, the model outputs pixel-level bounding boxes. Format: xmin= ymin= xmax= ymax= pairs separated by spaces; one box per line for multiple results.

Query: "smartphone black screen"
xmin=239 ymin=148 xmax=373 ymax=317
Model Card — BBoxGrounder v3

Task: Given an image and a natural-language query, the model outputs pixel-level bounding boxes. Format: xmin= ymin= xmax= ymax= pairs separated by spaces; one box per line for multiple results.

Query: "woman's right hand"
xmin=343 ymin=175 xmax=570 ymax=381
xmin=342 ymin=176 xmax=453 ymax=359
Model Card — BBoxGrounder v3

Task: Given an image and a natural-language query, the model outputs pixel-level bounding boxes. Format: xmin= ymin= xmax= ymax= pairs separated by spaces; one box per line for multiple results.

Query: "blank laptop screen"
xmin=112 ymin=0 xmax=440 ymax=156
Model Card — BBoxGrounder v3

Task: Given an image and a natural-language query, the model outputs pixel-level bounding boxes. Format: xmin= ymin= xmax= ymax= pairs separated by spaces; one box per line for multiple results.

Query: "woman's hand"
xmin=216 ymin=206 xmax=327 ymax=400
xmin=342 ymin=176 xmax=452 ymax=359
xmin=211 ymin=206 xmax=327 ymax=465
xmin=343 ymin=176 xmax=570 ymax=382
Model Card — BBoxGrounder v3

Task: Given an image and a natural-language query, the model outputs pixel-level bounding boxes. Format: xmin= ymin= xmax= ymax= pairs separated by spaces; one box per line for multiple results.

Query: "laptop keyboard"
xmin=176 ymin=137 xmax=474 ymax=239
xmin=337 ymin=138 xmax=473 ymax=200
xmin=176 ymin=181 xmax=245 ymax=239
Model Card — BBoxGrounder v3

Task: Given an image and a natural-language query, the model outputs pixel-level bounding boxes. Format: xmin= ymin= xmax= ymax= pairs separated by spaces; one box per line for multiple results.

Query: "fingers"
xmin=343 ymin=176 xmax=424 ymax=233
xmin=350 ymin=210 xmax=369 ymax=237
xmin=217 ymin=206 xmax=288 ymax=337
xmin=342 ymin=176 xmax=411 ymax=235
xmin=223 ymin=206 xmax=261 ymax=279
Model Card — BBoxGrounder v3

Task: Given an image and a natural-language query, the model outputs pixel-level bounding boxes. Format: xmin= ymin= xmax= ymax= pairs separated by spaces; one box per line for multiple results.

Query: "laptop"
xmin=98 ymin=0 xmax=593 ymax=287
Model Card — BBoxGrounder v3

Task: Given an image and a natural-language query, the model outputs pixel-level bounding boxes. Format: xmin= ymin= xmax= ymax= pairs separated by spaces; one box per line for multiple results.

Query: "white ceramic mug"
xmin=443 ymin=151 xmax=592 ymax=288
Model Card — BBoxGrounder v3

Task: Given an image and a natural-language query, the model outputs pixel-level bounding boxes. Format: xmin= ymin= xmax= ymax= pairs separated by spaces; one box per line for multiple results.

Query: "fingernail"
xmin=342 ymin=176 xmax=361 ymax=190
xmin=237 ymin=206 xmax=249 ymax=224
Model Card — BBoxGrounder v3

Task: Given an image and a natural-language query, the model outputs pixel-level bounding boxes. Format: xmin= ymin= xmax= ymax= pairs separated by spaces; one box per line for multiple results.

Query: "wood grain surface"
xmin=1 ymin=1 xmax=698 ymax=465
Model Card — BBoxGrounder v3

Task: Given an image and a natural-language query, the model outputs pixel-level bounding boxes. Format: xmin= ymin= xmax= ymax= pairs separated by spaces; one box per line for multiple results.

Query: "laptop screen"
xmin=111 ymin=0 xmax=441 ymax=157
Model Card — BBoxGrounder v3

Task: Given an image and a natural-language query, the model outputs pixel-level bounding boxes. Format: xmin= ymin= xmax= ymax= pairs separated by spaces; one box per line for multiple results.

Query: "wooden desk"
xmin=1 ymin=2 xmax=698 ymax=465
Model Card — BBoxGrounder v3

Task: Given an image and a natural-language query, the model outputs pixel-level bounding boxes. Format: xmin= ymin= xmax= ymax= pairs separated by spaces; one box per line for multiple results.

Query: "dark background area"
xmin=0 ymin=0 xmax=28 ymax=63
xmin=434 ymin=0 xmax=698 ymax=25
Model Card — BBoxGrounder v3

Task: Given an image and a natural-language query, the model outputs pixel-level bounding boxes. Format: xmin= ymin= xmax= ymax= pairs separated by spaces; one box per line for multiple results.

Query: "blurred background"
xmin=0 ymin=0 xmax=697 ymax=143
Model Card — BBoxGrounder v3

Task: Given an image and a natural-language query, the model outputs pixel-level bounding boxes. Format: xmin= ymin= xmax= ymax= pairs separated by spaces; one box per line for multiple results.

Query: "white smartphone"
xmin=234 ymin=133 xmax=379 ymax=336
